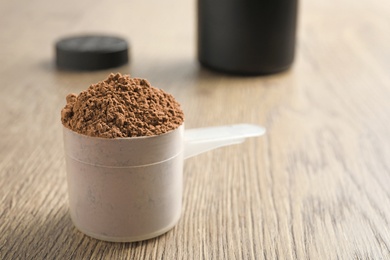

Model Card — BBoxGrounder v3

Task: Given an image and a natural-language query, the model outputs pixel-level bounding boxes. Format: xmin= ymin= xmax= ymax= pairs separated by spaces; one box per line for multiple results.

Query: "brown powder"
xmin=61 ymin=73 xmax=184 ymax=138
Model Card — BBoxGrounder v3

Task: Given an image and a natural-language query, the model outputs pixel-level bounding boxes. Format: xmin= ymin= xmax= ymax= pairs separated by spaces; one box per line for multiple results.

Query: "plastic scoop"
xmin=63 ymin=123 xmax=265 ymax=242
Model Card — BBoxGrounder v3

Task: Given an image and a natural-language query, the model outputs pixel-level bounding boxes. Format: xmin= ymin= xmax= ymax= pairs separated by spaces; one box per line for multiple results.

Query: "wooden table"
xmin=1 ymin=0 xmax=390 ymax=259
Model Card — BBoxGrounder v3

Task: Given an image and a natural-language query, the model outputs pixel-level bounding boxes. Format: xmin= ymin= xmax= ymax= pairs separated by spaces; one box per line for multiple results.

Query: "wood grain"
xmin=1 ymin=0 xmax=390 ymax=259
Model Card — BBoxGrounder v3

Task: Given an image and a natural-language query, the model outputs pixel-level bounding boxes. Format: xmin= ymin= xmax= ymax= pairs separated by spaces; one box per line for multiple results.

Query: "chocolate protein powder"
xmin=61 ymin=73 xmax=184 ymax=138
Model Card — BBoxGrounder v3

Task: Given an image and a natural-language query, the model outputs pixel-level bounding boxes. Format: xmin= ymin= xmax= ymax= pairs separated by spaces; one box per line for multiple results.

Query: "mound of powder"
xmin=61 ymin=73 xmax=184 ymax=138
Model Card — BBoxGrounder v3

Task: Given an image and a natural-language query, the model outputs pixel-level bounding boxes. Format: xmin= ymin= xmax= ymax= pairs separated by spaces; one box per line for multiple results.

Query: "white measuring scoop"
xmin=63 ymin=124 xmax=265 ymax=242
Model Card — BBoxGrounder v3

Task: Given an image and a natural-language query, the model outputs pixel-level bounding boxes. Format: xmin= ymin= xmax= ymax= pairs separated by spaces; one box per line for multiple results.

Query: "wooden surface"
xmin=1 ymin=0 xmax=390 ymax=259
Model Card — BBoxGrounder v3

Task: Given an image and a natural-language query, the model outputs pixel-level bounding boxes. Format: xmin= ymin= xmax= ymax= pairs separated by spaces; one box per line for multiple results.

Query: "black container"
xmin=197 ymin=0 xmax=298 ymax=75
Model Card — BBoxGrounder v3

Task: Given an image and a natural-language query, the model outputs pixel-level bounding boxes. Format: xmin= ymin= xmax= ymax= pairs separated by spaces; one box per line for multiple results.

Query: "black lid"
xmin=55 ymin=35 xmax=129 ymax=71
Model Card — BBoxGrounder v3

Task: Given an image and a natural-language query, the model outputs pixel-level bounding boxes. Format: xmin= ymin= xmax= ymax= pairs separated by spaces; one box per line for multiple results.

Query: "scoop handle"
xmin=183 ymin=124 xmax=266 ymax=159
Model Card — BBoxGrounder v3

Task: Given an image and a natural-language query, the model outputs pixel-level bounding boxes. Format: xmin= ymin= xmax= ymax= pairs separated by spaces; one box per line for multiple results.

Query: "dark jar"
xmin=197 ymin=0 xmax=298 ymax=75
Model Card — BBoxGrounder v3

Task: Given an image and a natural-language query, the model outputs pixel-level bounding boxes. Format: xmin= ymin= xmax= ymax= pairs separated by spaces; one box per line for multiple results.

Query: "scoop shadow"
xmin=1 ymin=204 xmax=174 ymax=259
